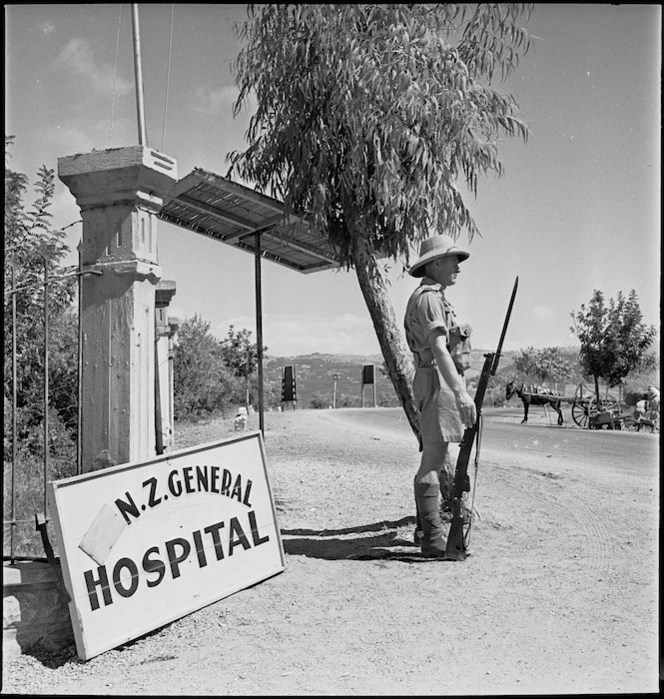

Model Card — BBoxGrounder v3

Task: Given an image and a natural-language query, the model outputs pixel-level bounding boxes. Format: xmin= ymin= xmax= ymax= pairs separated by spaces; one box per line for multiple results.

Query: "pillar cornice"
xmin=156 ymin=280 xmax=177 ymax=308
xmin=58 ymin=146 xmax=178 ymax=212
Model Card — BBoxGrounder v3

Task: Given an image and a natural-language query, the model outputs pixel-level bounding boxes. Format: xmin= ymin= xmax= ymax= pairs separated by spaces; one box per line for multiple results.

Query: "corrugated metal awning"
xmin=158 ymin=167 xmax=339 ymax=274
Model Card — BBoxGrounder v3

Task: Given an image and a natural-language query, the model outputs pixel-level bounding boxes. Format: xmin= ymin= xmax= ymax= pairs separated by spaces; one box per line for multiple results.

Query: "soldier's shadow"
xmin=280 ymin=516 xmax=440 ymax=562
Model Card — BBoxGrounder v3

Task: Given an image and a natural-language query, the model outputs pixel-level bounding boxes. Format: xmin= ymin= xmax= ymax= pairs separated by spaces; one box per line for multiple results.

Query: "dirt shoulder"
xmin=2 ymin=408 xmax=659 ymax=696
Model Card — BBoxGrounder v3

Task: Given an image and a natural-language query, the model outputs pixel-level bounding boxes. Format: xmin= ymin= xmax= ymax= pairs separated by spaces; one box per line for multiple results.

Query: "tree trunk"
xmin=350 ymin=233 xmax=420 ymax=442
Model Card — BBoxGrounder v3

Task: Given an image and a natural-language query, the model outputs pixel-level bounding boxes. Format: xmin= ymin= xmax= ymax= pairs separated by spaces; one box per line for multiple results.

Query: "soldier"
xmin=404 ymin=234 xmax=477 ymax=557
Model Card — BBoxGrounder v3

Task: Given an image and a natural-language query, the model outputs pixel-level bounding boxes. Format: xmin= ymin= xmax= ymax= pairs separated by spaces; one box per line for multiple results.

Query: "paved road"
xmin=481 ymin=407 xmax=659 ymax=477
xmin=332 ymin=406 xmax=659 ymax=477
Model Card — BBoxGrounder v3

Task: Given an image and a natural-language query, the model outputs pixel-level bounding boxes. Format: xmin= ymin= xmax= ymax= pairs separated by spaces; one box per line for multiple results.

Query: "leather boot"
xmin=413 ymin=476 xmax=423 ymax=544
xmin=414 ymin=481 xmax=447 ymax=557
xmin=414 ymin=470 xmax=451 ymax=543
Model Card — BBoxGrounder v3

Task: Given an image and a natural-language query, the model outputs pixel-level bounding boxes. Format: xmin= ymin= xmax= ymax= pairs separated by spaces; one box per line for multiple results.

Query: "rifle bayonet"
xmin=445 ymin=276 xmax=519 ymax=561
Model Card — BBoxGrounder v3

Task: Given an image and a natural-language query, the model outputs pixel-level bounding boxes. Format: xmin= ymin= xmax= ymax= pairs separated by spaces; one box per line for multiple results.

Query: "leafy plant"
xmin=571 ymin=289 xmax=657 ymax=403
xmin=513 ymin=346 xmax=574 ymax=391
xmin=227 ymin=4 xmax=535 ymax=439
xmin=218 ymin=324 xmax=267 ymax=411
xmin=4 ymin=136 xmax=80 ymax=555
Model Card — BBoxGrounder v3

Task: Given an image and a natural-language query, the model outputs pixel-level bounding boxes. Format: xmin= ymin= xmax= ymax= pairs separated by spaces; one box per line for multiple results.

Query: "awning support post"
xmin=255 ymin=232 xmax=265 ymax=435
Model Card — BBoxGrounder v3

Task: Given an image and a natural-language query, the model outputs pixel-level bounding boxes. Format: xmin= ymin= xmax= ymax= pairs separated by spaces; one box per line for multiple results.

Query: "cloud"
xmin=190 ymin=86 xmax=257 ymax=117
xmin=190 ymin=86 xmax=239 ymax=116
xmin=533 ymin=305 xmax=554 ymax=321
xmin=53 ymin=38 xmax=132 ymax=96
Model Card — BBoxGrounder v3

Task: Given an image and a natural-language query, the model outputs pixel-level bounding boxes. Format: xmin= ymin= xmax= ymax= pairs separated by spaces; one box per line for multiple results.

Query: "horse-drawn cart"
xmin=569 ymin=383 xmax=623 ymax=429
xmin=505 ymin=381 xmax=628 ymax=429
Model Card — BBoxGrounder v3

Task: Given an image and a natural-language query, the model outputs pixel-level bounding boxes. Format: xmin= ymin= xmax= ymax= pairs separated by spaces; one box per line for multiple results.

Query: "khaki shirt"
xmin=404 ymin=282 xmax=457 ymax=365
xmin=404 ymin=281 xmax=465 ymax=443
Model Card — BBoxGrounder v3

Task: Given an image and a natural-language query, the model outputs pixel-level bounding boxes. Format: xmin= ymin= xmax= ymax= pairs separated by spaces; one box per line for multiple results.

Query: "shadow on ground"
xmin=281 ymin=516 xmax=455 ymax=563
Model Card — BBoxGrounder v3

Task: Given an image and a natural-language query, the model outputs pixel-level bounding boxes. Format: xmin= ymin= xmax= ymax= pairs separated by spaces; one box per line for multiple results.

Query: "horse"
xmin=505 ymin=381 xmax=564 ymax=426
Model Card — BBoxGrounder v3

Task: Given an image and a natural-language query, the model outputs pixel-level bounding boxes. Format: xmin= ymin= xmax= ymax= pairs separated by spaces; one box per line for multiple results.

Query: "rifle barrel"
xmin=491 ymin=276 xmax=519 ymax=375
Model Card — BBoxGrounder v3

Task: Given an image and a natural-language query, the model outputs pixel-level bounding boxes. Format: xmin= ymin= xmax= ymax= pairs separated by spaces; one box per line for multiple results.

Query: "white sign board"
xmin=48 ymin=431 xmax=284 ymax=661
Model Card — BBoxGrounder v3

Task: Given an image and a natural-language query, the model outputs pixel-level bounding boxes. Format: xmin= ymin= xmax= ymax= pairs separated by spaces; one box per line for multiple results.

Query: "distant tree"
xmin=513 ymin=346 xmax=573 ymax=391
xmin=571 ymin=289 xmax=656 ymax=404
xmin=228 ymin=4 xmax=534 ymax=439
xmin=218 ymin=325 xmax=267 ymax=411
xmin=173 ymin=315 xmax=240 ymax=419
xmin=309 ymin=392 xmax=330 ymax=410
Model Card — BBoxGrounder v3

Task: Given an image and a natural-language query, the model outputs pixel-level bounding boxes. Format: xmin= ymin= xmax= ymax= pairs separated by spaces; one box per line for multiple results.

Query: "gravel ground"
xmin=2 ymin=407 xmax=659 ymax=696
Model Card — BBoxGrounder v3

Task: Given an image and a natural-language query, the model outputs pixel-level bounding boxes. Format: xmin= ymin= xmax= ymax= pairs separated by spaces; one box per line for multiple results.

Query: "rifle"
xmin=446 ymin=276 xmax=519 ymax=561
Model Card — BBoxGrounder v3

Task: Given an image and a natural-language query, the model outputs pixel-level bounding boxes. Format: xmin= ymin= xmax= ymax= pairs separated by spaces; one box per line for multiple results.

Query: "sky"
xmin=5 ymin=3 xmax=661 ymax=357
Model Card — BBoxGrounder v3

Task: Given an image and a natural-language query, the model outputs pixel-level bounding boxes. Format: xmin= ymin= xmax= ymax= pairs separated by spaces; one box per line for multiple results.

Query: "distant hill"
xmin=265 ymin=353 xmax=392 ymax=408
xmin=265 ymin=349 xmax=522 ymax=409
xmin=264 ymin=345 xmax=658 ymax=410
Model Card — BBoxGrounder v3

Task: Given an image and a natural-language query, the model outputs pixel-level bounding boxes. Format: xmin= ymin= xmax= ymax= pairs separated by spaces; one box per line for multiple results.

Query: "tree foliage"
xmin=219 ymin=325 xmax=263 ymax=379
xmin=226 ymin=4 xmax=534 ymax=438
xmin=228 ymin=3 xmax=533 ymax=266
xmin=571 ymin=289 xmax=657 ymax=399
xmin=512 ymin=346 xmax=574 ymax=389
xmin=172 ymin=314 xmax=239 ymax=418
xmin=218 ymin=324 xmax=270 ymax=412
xmin=4 ymin=136 xmax=78 ymax=460
xmin=173 ymin=317 xmax=280 ymax=420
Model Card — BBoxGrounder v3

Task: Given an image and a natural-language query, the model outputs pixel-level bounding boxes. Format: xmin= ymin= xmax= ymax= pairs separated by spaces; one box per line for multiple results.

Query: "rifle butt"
xmin=445 ymin=499 xmax=468 ymax=561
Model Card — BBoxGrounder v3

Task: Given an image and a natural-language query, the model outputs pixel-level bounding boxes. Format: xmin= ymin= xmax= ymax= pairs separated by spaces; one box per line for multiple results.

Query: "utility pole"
xmin=332 ymin=373 xmax=339 ymax=409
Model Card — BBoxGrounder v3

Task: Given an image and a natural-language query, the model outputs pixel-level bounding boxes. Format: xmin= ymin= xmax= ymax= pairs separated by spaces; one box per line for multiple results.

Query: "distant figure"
xmin=633 ymin=399 xmax=652 ymax=432
xmin=234 ymin=406 xmax=248 ymax=431
xmin=633 ymin=387 xmax=659 ymax=432
xmin=646 ymin=385 xmax=660 ymax=412
xmin=634 ymin=398 xmax=648 ymax=417
xmin=646 ymin=386 xmax=660 ymax=431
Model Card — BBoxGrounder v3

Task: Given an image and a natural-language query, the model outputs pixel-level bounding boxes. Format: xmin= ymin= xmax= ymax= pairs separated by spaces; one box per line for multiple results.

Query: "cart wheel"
xmin=571 ymin=399 xmax=591 ymax=428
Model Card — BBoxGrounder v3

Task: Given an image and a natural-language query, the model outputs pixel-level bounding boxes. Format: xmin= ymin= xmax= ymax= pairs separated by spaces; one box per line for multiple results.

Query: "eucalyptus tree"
xmin=228 ymin=4 xmax=534 ymax=438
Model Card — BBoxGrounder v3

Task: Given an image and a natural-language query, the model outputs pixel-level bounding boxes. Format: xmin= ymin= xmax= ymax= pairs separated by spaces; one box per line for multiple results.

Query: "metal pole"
xmin=131 ymin=3 xmax=148 ymax=146
xmin=43 ymin=254 xmax=49 ymax=516
xmin=77 ymin=241 xmax=83 ymax=475
xmin=154 ymin=326 xmax=164 ymax=455
xmin=255 ymin=233 xmax=265 ymax=435
xmin=10 ymin=258 xmax=17 ymax=563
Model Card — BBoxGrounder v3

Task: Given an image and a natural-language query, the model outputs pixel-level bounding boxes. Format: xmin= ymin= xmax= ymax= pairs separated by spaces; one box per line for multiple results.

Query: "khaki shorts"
xmin=413 ymin=367 xmax=465 ymax=446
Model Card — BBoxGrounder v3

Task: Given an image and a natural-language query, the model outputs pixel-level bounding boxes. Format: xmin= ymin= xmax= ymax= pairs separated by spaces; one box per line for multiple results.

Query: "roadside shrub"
xmin=309 ymin=392 xmax=329 ymax=409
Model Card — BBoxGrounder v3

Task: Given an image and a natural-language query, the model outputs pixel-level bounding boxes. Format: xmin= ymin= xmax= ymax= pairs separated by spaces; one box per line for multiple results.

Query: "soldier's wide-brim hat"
xmin=408 ymin=235 xmax=470 ymax=278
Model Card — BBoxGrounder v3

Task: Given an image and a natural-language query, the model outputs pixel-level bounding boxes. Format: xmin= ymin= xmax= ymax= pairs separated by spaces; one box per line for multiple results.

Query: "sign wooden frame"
xmin=48 ymin=431 xmax=284 ymax=660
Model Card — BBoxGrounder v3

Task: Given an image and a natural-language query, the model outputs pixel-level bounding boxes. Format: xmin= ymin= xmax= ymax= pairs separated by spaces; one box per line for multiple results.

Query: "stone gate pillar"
xmin=155 ymin=280 xmax=177 ymax=452
xmin=58 ymin=146 xmax=178 ymax=471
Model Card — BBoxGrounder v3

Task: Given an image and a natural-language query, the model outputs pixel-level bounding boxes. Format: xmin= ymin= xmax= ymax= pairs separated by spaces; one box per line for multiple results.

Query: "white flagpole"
xmin=131 ymin=3 xmax=148 ymax=146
